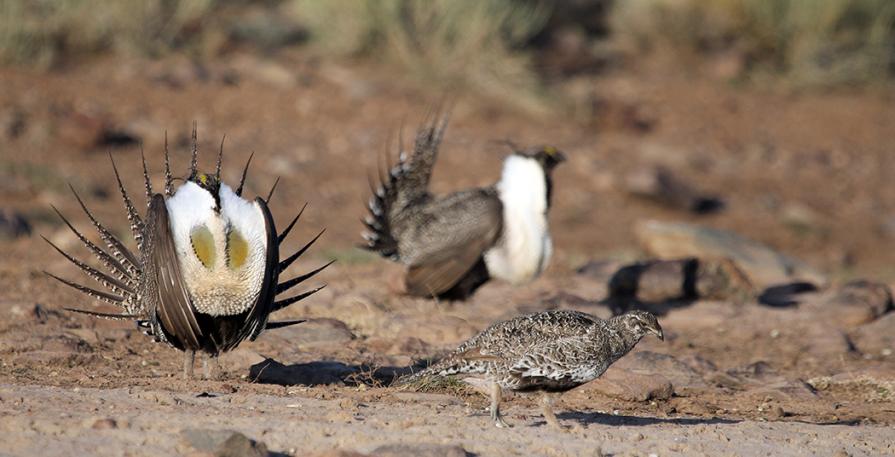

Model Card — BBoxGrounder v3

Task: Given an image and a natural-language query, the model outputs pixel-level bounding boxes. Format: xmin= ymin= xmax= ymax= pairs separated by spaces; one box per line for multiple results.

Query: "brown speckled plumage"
xmin=402 ymin=309 xmax=663 ymax=429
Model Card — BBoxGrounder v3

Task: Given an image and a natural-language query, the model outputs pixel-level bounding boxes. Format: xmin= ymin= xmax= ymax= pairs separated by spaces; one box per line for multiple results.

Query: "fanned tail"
xmin=361 ymin=109 xmax=450 ymax=260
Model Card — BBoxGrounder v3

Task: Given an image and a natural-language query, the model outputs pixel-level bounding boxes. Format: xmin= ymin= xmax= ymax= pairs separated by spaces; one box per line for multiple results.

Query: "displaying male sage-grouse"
xmin=398 ymin=310 xmax=663 ymax=429
xmin=44 ymin=126 xmax=330 ymax=378
xmin=362 ymin=115 xmax=565 ymax=300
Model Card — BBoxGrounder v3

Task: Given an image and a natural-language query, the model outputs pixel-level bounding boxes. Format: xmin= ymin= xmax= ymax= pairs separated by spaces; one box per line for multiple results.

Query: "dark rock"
xmin=0 ymin=209 xmax=31 ymax=240
xmin=608 ymin=259 xmax=696 ymax=303
xmin=371 ymin=443 xmax=470 ymax=457
xmin=606 ymin=257 xmax=753 ymax=307
xmin=635 ymin=220 xmax=827 ymax=289
xmin=850 ymin=312 xmax=895 ymax=357
xmin=180 ymin=429 xmax=268 ymax=457
xmin=625 ymin=166 xmax=724 ymax=214
xmin=249 ymin=359 xmax=355 ymax=386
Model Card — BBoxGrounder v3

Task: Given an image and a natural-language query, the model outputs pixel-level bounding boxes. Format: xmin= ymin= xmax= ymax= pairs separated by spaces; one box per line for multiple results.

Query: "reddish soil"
xmin=1 ymin=53 xmax=894 ymax=456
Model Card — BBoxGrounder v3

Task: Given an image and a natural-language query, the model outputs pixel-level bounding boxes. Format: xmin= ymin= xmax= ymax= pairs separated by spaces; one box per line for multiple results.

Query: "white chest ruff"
xmin=165 ymin=182 xmax=268 ymax=316
xmin=484 ymin=155 xmax=552 ymax=284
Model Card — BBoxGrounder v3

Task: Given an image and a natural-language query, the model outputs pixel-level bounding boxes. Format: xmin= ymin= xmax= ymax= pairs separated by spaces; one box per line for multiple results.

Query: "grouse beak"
xmin=653 ymin=327 xmax=664 ymax=341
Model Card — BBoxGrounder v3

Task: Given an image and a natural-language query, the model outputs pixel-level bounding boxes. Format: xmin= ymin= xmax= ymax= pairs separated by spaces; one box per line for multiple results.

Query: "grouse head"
xmin=516 ymin=145 xmax=566 ymax=173
xmin=191 ymin=172 xmax=222 ymax=208
xmin=619 ymin=310 xmax=664 ymax=341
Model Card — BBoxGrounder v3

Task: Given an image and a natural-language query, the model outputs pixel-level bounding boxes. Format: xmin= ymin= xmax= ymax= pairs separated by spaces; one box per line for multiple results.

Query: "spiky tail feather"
xmin=361 ymin=110 xmax=449 ymax=260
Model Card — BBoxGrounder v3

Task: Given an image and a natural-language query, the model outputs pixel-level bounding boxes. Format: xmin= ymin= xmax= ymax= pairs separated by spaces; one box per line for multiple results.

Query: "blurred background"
xmin=1 ymin=0 xmax=894 ymax=281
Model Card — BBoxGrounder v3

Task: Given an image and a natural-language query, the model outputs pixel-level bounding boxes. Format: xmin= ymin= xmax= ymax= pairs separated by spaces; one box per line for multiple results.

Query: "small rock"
xmin=635 ymin=220 xmax=827 ymax=289
xmin=780 ymin=203 xmax=825 ymax=236
xmin=625 ymin=166 xmax=724 ymax=214
xmin=694 ymin=258 xmax=755 ymax=301
xmin=180 ymin=429 xmax=267 ymax=457
xmin=0 ymin=209 xmax=31 ymax=240
xmin=91 ymin=418 xmax=117 ymax=430
xmin=613 ymin=351 xmax=707 ymax=396
xmin=850 ymin=312 xmax=895 ymax=357
xmin=820 ymin=281 xmax=893 ymax=328
xmin=54 ymin=106 xmax=139 ymax=151
xmin=587 ymin=368 xmax=673 ymax=401
xmin=0 ymin=106 xmax=26 ymax=139
xmin=370 ymin=443 xmax=469 ymax=457
xmin=259 ymin=318 xmax=355 ymax=348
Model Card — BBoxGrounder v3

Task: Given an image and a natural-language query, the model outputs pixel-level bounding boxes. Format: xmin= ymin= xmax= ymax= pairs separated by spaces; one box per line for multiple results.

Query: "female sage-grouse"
xmin=45 ymin=126 xmax=330 ymax=378
xmin=399 ymin=310 xmax=663 ymax=429
xmin=362 ymin=114 xmax=565 ymax=300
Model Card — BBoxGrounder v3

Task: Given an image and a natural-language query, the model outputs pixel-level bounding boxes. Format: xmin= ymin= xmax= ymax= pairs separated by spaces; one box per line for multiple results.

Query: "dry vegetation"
xmin=2 ymin=0 xmax=891 ymax=102
xmin=611 ymin=0 xmax=895 ymax=85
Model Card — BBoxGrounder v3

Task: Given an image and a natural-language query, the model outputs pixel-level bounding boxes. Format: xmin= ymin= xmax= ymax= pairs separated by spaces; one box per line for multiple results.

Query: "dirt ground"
xmin=1 ymin=53 xmax=895 ymax=456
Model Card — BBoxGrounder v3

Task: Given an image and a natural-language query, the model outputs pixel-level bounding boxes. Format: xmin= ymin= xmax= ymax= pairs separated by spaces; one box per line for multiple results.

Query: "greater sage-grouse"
xmin=45 ymin=126 xmax=330 ymax=378
xmin=362 ymin=114 xmax=565 ymax=300
xmin=399 ymin=310 xmax=663 ymax=429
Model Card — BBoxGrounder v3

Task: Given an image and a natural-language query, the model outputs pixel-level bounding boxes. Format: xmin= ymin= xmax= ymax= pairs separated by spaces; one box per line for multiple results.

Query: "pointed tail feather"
xmin=277 ymin=260 xmax=334 ymax=295
xmin=69 ymin=183 xmax=141 ymax=277
xmin=265 ymin=319 xmax=307 ymax=330
xmin=279 ymin=228 xmax=325 ymax=272
xmin=43 ymin=235 xmax=135 ymax=298
xmin=65 ymin=307 xmax=139 ymax=320
xmin=108 ymin=152 xmax=145 ymax=249
xmin=45 ymin=271 xmax=125 ymax=306
xmin=272 ymin=284 xmax=326 ymax=313
xmin=51 ymin=205 xmax=133 ymax=284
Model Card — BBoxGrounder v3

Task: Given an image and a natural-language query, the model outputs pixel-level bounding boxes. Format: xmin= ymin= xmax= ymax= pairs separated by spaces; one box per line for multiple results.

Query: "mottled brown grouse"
xmin=362 ymin=113 xmax=566 ymax=300
xmin=400 ymin=309 xmax=663 ymax=429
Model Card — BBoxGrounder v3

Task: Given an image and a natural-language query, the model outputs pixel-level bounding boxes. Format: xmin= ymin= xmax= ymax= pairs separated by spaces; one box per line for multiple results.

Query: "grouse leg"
xmin=490 ymin=381 xmax=511 ymax=428
xmin=540 ymin=392 xmax=569 ymax=431
xmin=183 ymin=350 xmax=196 ymax=380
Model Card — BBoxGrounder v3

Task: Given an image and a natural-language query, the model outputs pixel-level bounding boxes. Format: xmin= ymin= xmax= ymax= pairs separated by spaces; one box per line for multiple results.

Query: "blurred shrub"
xmin=0 ymin=0 xmax=215 ymax=67
xmin=291 ymin=0 xmax=553 ymax=113
xmin=611 ymin=0 xmax=895 ymax=85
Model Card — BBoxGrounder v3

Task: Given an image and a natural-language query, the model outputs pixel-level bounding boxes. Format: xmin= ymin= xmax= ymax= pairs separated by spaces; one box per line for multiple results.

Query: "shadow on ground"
xmin=557 ymin=411 xmax=741 ymax=426
xmin=249 ymin=359 xmax=417 ymax=387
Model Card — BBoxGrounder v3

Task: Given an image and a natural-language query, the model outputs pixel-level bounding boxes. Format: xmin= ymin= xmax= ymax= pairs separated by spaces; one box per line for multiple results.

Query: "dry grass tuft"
xmin=0 ymin=0 xmax=216 ymax=67
xmin=611 ymin=0 xmax=895 ymax=86
xmin=291 ymin=0 xmax=554 ymax=114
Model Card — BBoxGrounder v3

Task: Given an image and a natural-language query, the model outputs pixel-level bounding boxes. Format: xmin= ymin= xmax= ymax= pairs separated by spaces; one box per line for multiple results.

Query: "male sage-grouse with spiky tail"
xmin=362 ymin=114 xmax=565 ymax=300
xmin=44 ymin=125 xmax=330 ymax=379
xmin=398 ymin=310 xmax=663 ymax=429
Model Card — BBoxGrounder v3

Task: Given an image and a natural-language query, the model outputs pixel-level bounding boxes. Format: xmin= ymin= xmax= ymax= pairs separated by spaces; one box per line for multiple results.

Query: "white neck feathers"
xmin=484 ymin=155 xmax=553 ymax=284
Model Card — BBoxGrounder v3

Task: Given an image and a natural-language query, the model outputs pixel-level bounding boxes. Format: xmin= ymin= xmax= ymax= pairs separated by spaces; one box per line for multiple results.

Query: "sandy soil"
xmin=1 ymin=52 xmax=895 ymax=456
